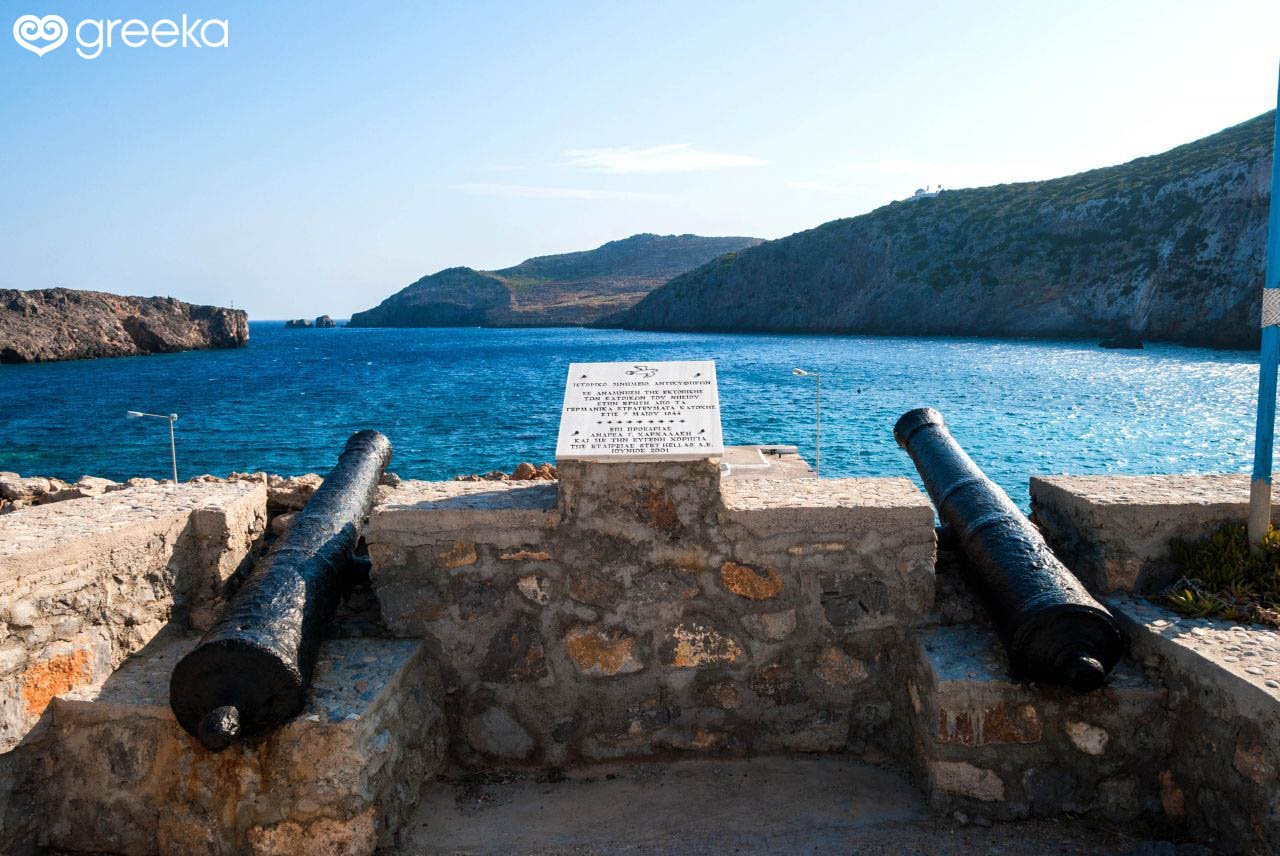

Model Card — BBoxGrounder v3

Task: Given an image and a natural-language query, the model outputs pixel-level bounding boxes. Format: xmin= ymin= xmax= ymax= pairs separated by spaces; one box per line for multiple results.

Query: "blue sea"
xmin=0 ymin=322 xmax=1260 ymax=506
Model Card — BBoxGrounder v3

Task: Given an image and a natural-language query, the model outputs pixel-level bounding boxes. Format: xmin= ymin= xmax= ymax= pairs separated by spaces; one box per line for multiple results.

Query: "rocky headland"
xmin=348 ymin=233 xmax=763 ymax=328
xmin=0 ymin=288 xmax=249 ymax=363
xmin=610 ymin=111 xmax=1276 ymax=349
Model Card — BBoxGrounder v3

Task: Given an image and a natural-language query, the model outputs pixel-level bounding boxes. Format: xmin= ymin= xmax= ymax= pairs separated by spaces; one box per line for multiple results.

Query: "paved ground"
xmin=400 ymin=756 xmax=1199 ymax=855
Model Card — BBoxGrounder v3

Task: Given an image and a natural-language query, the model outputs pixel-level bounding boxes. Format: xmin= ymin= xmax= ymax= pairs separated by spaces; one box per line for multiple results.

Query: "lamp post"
xmin=792 ymin=368 xmax=820 ymax=477
xmin=127 ymin=411 xmax=179 ymax=484
xmin=1248 ymin=66 xmax=1280 ymax=549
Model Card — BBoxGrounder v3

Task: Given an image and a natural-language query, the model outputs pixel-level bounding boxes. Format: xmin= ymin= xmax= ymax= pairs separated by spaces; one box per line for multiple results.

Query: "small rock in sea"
xmin=1099 ymin=335 xmax=1143 ymax=349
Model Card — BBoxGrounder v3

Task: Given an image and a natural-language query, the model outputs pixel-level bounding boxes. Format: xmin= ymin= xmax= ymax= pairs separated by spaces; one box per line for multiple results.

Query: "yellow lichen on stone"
xmin=719 ymin=561 xmax=782 ymax=600
xmin=435 ymin=541 xmax=478 ymax=569
xmin=20 ymin=648 xmax=93 ymax=717
xmin=499 ymin=549 xmax=552 ymax=562
xmin=565 ymin=626 xmax=644 ymax=677
xmin=785 ymin=542 xmax=847 ymax=555
xmin=246 ymin=807 xmax=377 ymax=855
xmin=668 ymin=622 xmax=743 ymax=667
xmin=516 ymin=575 xmax=551 ymax=604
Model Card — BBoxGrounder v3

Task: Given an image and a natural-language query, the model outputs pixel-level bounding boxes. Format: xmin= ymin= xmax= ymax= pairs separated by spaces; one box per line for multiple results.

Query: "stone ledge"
xmin=0 ymin=481 xmax=266 ymax=756
xmin=0 ymin=480 xmax=265 ymax=580
xmin=42 ymin=633 xmax=445 ymax=856
xmin=911 ymin=623 xmax=1168 ymax=823
xmin=1107 ymin=595 xmax=1280 ymax=851
xmin=367 ymin=480 xmax=559 ymax=546
xmin=1110 ymin=595 xmax=1280 ymax=707
xmin=1029 ymin=474 xmax=1274 ymax=592
xmin=720 ymin=477 xmax=934 ymax=536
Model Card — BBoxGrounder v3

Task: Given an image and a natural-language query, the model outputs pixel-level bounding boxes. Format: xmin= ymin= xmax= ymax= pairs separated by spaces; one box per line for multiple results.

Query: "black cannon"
xmin=894 ymin=408 xmax=1122 ymax=691
xmin=170 ymin=430 xmax=392 ymax=750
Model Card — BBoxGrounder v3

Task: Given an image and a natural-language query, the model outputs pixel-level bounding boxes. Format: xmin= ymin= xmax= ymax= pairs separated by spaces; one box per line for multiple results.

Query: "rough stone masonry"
xmin=364 ymin=458 xmax=937 ymax=766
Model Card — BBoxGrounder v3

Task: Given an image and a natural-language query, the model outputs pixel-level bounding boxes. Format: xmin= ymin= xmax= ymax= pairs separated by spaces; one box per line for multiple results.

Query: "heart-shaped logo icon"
xmin=13 ymin=14 xmax=68 ymax=57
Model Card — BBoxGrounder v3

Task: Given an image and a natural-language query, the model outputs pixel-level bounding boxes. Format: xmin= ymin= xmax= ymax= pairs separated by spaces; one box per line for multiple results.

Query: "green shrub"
xmin=1162 ymin=523 xmax=1280 ymax=625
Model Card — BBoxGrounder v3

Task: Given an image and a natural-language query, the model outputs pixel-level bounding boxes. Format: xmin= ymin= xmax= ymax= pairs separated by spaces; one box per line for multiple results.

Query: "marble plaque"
xmin=556 ymin=360 xmax=724 ymax=461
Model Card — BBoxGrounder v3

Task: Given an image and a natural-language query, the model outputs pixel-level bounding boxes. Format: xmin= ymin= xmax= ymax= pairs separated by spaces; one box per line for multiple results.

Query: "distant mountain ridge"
xmin=610 ymin=112 xmax=1276 ymax=349
xmin=347 ymin=233 xmax=763 ymax=328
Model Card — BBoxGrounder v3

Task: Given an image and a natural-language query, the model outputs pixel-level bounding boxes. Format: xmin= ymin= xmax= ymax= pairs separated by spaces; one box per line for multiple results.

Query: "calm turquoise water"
xmin=0 ymin=323 xmax=1259 ymax=505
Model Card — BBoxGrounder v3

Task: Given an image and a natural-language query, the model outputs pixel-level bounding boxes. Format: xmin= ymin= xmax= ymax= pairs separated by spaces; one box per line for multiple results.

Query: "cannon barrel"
xmin=894 ymin=408 xmax=1121 ymax=691
xmin=170 ymin=430 xmax=392 ymax=750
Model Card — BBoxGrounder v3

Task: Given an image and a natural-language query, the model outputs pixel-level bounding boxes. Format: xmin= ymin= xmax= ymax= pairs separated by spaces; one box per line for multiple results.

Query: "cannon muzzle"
xmin=170 ymin=430 xmax=392 ymax=750
xmin=894 ymin=408 xmax=1121 ymax=691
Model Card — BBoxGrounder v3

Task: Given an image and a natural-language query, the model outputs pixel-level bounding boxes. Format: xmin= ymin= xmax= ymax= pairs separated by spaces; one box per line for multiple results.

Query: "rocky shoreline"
xmin=0 ymin=461 xmax=558 ymax=516
xmin=0 ymin=288 xmax=248 ymax=363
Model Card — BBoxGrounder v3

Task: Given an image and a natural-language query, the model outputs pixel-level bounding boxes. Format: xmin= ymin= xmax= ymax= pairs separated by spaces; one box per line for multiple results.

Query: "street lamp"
xmin=127 ymin=411 xmax=179 ymax=484
xmin=791 ymin=368 xmax=820 ymax=477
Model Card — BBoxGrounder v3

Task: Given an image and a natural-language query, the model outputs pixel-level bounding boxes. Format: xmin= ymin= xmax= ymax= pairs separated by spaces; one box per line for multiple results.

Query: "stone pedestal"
xmin=910 ymin=624 xmax=1167 ymax=823
xmin=365 ymin=458 xmax=936 ymax=767
xmin=39 ymin=633 xmax=445 ymax=856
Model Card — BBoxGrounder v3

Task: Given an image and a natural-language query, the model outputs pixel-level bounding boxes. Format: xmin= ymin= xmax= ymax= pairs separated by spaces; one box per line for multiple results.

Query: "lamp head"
xmin=792 ymin=368 xmax=809 ymax=377
xmin=126 ymin=411 xmax=144 ymax=418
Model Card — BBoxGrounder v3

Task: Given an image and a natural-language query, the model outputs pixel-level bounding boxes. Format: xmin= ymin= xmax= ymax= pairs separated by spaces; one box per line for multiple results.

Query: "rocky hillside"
xmin=611 ymin=112 xmax=1275 ymax=349
xmin=0 ymin=289 xmax=249 ymax=363
xmin=348 ymin=233 xmax=763 ymax=327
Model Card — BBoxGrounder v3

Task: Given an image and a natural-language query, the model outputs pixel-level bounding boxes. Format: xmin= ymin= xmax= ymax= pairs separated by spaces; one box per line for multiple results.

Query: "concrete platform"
xmin=399 ymin=756 xmax=1172 ymax=855
xmin=720 ymin=445 xmax=814 ymax=479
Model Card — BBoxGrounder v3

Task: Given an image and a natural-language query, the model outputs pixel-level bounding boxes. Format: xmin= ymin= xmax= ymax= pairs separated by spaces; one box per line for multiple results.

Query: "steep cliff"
xmin=613 ymin=112 xmax=1275 ymax=349
xmin=0 ymin=289 xmax=249 ymax=363
xmin=347 ymin=233 xmax=763 ymax=328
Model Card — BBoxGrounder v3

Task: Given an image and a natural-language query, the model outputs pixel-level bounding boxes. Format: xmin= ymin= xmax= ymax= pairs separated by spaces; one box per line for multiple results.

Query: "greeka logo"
xmin=12 ymin=14 xmax=66 ymax=56
xmin=12 ymin=12 xmax=228 ymax=59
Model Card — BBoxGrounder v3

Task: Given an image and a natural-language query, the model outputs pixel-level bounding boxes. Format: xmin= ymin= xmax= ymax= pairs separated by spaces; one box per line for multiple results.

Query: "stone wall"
xmin=1030 ymin=474 xmax=1276 ymax=593
xmin=365 ymin=459 xmax=936 ymax=767
xmin=910 ymin=623 xmax=1169 ymax=826
xmin=0 ymin=481 xmax=266 ymax=853
xmin=1026 ymin=474 xmax=1280 ymax=851
xmin=1110 ymin=595 xmax=1280 ymax=854
xmin=42 ymin=634 xmax=445 ymax=855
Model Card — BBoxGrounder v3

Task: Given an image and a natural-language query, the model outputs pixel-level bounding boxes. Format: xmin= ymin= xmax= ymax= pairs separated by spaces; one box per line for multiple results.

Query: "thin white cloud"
xmin=457 ymin=183 xmax=666 ymax=201
xmin=566 ymin=143 xmax=769 ymax=174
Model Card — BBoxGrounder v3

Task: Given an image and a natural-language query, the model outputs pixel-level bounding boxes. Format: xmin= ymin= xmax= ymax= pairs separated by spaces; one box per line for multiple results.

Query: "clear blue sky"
xmin=1 ymin=0 xmax=1277 ymax=319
